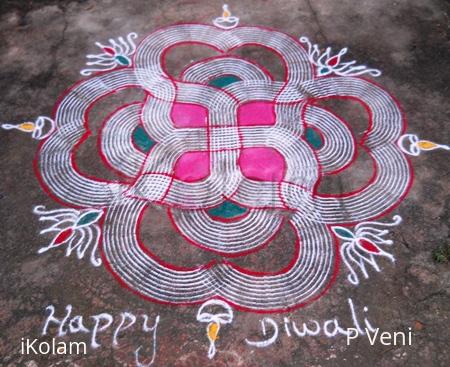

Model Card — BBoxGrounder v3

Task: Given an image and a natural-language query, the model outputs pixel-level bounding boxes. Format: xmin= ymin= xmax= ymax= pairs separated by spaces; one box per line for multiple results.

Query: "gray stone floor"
xmin=0 ymin=0 xmax=449 ymax=366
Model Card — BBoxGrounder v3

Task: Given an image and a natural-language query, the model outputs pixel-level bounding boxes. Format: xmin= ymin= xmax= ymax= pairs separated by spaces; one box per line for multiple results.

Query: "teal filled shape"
xmin=305 ymin=127 xmax=323 ymax=149
xmin=333 ymin=226 xmax=355 ymax=239
xmin=76 ymin=211 xmax=102 ymax=227
xmin=115 ymin=55 xmax=131 ymax=66
xmin=207 ymin=201 xmax=248 ymax=219
xmin=208 ymin=75 xmax=241 ymax=88
xmin=133 ymin=126 xmax=155 ymax=153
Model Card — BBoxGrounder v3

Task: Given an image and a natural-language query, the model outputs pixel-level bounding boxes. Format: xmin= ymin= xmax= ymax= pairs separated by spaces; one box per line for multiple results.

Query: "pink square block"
xmin=238 ymin=101 xmax=276 ymax=126
xmin=173 ymin=151 xmax=210 ymax=182
xmin=239 ymin=147 xmax=286 ymax=182
xmin=171 ymin=102 xmax=208 ymax=128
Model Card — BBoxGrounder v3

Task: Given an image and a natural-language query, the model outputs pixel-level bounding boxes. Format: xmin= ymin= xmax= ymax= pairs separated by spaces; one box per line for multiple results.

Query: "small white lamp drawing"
xmin=2 ymin=116 xmax=55 ymax=140
xmin=196 ymin=299 xmax=234 ymax=359
xmin=398 ymin=133 xmax=449 ymax=156
xmin=213 ymin=4 xmax=239 ymax=30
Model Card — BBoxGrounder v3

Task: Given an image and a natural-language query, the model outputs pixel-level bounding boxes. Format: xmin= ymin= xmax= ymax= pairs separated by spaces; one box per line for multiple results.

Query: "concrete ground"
xmin=0 ymin=0 xmax=449 ymax=366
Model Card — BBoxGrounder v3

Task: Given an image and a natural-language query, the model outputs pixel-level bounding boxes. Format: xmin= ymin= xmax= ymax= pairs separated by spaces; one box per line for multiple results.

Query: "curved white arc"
xmin=101 ymin=103 xmax=146 ymax=178
xmin=170 ymin=208 xmax=283 ymax=254
xmin=38 ymin=69 xmax=139 ymax=207
xmin=303 ymin=105 xmax=355 ymax=174
xmin=290 ymin=77 xmax=411 ymax=224
xmin=103 ymin=197 xmax=336 ymax=310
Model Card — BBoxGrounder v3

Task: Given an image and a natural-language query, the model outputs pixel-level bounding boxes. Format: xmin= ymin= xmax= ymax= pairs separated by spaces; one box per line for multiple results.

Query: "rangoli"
xmin=2 ymin=5 xmax=449 ymax=320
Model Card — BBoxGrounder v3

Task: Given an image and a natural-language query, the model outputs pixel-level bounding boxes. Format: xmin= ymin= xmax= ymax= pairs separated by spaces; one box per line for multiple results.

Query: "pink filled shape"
xmin=238 ymin=101 xmax=276 ymax=126
xmin=173 ymin=151 xmax=210 ymax=182
xmin=171 ymin=102 xmax=208 ymax=128
xmin=239 ymin=147 xmax=286 ymax=182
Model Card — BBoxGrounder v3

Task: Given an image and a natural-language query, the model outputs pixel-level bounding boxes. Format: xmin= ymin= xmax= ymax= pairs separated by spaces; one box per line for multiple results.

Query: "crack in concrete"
xmin=31 ymin=4 xmax=69 ymax=87
xmin=50 ymin=4 xmax=69 ymax=72
xmin=304 ymin=0 xmax=328 ymax=43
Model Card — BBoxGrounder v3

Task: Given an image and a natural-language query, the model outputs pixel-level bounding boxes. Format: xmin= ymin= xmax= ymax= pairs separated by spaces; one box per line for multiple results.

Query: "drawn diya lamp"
xmin=1 ymin=116 xmax=55 ymax=140
xmin=398 ymin=133 xmax=450 ymax=156
xmin=196 ymin=300 xmax=234 ymax=359
xmin=213 ymin=4 xmax=239 ymax=29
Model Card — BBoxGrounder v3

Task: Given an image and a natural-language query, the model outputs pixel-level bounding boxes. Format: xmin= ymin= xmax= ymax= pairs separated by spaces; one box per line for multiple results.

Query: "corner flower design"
xmin=34 ymin=205 xmax=103 ymax=267
xmin=300 ymin=36 xmax=381 ymax=77
xmin=333 ymin=215 xmax=402 ymax=285
xmin=80 ymin=32 xmax=138 ymax=76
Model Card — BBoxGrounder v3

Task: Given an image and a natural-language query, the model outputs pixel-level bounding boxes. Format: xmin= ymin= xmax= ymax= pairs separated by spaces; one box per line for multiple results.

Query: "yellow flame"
xmin=417 ymin=140 xmax=438 ymax=150
xmin=19 ymin=122 xmax=35 ymax=132
xmin=223 ymin=6 xmax=231 ymax=18
xmin=207 ymin=322 xmax=220 ymax=342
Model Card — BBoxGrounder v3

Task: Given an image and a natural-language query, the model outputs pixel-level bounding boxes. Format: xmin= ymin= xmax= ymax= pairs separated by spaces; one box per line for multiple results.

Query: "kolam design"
xmin=16 ymin=18 xmax=430 ymax=312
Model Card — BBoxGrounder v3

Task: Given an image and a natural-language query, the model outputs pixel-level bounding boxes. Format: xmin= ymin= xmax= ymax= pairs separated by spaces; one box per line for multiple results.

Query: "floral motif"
xmin=80 ymin=32 xmax=138 ymax=76
xmin=333 ymin=216 xmax=402 ymax=285
xmin=300 ymin=36 xmax=381 ymax=77
xmin=33 ymin=205 xmax=103 ymax=267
